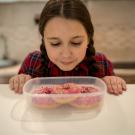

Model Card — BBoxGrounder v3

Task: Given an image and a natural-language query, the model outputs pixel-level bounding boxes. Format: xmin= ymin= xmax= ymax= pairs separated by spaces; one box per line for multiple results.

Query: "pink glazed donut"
xmin=31 ymin=86 xmax=60 ymax=109
xmin=52 ymin=83 xmax=81 ymax=104
xmin=31 ymin=84 xmax=102 ymax=109
xmin=31 ymin=83 xmax=81 ymax=108
xmin=69 ymin=85 xmax=103 ymax=109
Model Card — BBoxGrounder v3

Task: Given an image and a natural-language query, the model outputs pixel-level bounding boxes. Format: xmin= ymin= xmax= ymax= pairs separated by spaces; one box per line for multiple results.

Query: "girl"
xmin=9 ymin=0 xmax=126 ymax=95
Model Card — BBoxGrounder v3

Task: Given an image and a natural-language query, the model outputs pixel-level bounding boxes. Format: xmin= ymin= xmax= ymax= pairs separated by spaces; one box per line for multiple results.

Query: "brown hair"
xmin=39 ymin=0 xmax=98 ymax=76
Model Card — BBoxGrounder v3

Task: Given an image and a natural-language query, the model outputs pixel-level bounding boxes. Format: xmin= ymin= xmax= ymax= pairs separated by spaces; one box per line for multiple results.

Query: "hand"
xmin=102 ymin=76 xmax=127 ymax=95
xmin=9 ymin=74 xmax=32 ymax=94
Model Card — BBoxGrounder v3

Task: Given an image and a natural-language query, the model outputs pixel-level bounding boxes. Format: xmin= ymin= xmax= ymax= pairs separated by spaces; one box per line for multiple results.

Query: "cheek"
xmin=79 ymin=49 xmax=87 ymax=59
xmin=76 ymin=46 xmax=87 ymax=57
xmin=46 ymin=47 xmax=58 ymax=60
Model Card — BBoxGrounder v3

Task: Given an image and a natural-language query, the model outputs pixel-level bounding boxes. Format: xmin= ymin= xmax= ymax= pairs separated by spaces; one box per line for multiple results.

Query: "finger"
xmin=9 ymin=78 xmax=14 ymax=90
xmin=104 ymin=78 xmax=114 ymax=94
xmin=20 ymin=75 xmax=31 ymax=92
xmin=116 ymin=77 xmax=123 ymax=94
xmin=18 ymin=76 xmax=25 ymax=94
xmin=121 ymin=79 xmax=127 ymax=91
xmin=24 ymin=75 xmax=31 ymax=84
xmin=110 ymin=77 xmax=119 ymax=95
xmin=26 ymin=75 xmax=32 ymax=81
xmin=13 ymin=77 xmax=20 ymax=93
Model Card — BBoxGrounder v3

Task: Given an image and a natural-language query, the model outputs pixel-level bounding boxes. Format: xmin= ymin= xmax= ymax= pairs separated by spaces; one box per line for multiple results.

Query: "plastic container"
xmin=23 ymin=77 xmax=107 ymax=120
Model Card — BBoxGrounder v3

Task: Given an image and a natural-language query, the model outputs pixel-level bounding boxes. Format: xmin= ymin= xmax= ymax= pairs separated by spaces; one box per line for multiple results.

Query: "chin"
xmin=60 ymin=68 xmax=74 ymax=71
xmin=59 ymin=66 xmax=75 ymax=71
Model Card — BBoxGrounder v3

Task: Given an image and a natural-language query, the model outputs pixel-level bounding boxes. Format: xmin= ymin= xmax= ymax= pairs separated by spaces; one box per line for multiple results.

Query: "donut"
xmin=69 ymin=85 xmax=103 ymax=109
xmin=69 ymin=95 xmax=103 ymax=109
xmin=52 ymin=83 xmax=81 ymax=104
xmin=31 ymin=86 xmax=60 ymax=109
xmin=30 ymin=84 xmax=103 ymax=109
xmin=31 ymin=96 xmax=61 ymax=109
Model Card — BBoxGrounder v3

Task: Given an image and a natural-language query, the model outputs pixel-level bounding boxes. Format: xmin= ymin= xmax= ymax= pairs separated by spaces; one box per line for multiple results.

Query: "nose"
xmin=61 ymin=46 xmax=72 ymax=58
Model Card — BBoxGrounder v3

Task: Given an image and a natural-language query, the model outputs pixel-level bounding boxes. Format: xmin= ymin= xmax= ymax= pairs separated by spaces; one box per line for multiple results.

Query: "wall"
xmin=0 ymin=0 xmax=135 ymax=62
xmin=0 ymin=2 xmax=44 ymax=60
xmin=88 ymin=0 xmax=135 ymax=62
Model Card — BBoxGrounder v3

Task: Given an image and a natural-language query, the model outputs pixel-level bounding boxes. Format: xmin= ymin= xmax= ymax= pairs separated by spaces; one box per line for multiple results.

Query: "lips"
xmin=61 ymin=61 xmax=74 ymax=65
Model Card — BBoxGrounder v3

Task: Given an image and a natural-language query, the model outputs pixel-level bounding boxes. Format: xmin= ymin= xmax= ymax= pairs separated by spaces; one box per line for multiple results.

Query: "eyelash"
xmin=51 ymin=43 xmax=61 ymax=46
xmin=50 ymin=42 xmax=81 ymax=47
xmin=71 ymin=42 xmax=81 ymax=46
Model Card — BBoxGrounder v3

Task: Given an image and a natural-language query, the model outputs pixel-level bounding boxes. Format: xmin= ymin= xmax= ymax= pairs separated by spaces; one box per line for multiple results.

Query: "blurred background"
xmin=0 ymin=0 xmax=135 ymax=83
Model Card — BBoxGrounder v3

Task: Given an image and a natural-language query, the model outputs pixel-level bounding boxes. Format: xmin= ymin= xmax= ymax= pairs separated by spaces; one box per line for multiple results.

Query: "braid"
xmin=38 ymin=0 xmax=99 ymax=76
xmin=40 ymin=39 xmax=50 ymax=76
xmin=86 ymin=38 xmax=99 ymax=75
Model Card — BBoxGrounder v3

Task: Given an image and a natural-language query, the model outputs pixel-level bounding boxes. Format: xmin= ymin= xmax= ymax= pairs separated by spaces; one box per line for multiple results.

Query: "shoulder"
xmin=27 ymin=50 xmax=42 ymax=59
xmin=18 ymin=50 xmax=42 ymax=77
xmin=95 ymin=52 xmax=113 ymax=66
xmin=23 ymin=50 xmax=42 ymax=66
xmin=95 ymin=52 xmax=108 ymax=62
xmin=94 ymin=52 xmax=114 ymax=76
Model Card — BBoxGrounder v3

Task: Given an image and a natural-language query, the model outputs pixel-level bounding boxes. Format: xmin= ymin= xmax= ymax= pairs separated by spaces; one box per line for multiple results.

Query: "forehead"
xmin=44 ymin=17 xmax=87 ymax=37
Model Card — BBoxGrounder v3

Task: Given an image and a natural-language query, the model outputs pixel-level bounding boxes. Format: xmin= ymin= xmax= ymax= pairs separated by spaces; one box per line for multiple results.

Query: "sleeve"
xmin=18 ymin=51 xmax=42 ymax=77
xmin=102 ymin=54 xmax=115 ymax=76
xmin=18 ymin=53 xmax=32 ymax=75
xmin=95 ymin=52 xmax=115 ymax=77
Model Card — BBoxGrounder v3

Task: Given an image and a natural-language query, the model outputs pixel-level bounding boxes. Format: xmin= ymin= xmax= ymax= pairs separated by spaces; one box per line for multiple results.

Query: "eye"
xmin=71 ymin=42 xmax=82 ymax=46
xmin=50 ymin=42 xmax=61 ymax=46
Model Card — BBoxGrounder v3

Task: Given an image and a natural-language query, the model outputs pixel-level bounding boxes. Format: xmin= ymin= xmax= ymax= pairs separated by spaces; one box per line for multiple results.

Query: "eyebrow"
xmin=71 ymin=36 xmax=84 ymax=39
xmin=47 ymin=35 xmax=84 ymax=40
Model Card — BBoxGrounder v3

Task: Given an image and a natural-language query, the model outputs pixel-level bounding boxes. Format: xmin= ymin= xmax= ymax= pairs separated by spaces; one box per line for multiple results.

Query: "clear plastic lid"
xmin=23 ymin=76 xmax=107 ymax=96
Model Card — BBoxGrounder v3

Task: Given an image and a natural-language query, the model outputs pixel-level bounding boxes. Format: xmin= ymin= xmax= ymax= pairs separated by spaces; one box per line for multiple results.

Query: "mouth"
xmin=61 ymin=61 xmax=74 ymax=65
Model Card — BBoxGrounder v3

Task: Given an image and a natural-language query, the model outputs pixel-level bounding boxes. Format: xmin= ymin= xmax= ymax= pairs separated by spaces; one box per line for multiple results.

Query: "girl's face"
xmin=44 ymin=17 xmax=89 ymax=71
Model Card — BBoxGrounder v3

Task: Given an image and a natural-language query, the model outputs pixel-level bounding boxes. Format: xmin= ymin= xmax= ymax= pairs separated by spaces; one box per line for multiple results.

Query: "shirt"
xmin=18 ymin=50 xmax=115 ymax=78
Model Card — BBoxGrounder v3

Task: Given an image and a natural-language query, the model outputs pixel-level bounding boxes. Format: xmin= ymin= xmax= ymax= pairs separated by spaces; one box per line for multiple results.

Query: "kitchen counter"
xmin=0 ymin=64 xmax=20 ymax=83
xmin=114 ymin=69 xmax=135 ymax=83
xmin=0 ymin=84 xmax=135 ymax=135
xmin=0 ymin=64 xmax=20 ymax=76
xmin=114 ymin=69 xmax=135 ymax=76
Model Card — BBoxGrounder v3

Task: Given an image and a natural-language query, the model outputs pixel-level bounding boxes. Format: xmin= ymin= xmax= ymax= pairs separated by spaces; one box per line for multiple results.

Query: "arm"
xmin=96 ymin=53 xmax=127 ymax=95
xmin=9 ymin=51 xmax=41 ymax=94
xmin=9 ymin=74 xmax=31 ymax=94
xmin=102 ymin=76 xmax=127 ymax=95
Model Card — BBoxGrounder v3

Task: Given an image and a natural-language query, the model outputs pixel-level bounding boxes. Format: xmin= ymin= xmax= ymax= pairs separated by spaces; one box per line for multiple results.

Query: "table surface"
xmin=0 ymin=84 xmax=135 ymax=135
